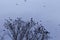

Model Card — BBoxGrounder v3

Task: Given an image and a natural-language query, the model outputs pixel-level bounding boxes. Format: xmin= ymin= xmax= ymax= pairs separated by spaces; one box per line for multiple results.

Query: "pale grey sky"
xmin=0 ymin=0 xmax=60 ymax=40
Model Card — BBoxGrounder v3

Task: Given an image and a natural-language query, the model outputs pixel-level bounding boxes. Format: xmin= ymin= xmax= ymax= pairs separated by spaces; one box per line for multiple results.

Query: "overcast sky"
xmin=0 ymin=0 xmax=60 ymax=40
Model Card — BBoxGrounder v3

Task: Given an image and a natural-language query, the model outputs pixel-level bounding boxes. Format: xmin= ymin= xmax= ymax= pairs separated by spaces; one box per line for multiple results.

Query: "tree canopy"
xmin=0 ymin=18 xmax=50 ymax=40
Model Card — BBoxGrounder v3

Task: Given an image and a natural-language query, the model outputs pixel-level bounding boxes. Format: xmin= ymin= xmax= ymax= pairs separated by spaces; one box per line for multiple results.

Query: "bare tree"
xmin=2 ymin=18 xmax=50 ymax=40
